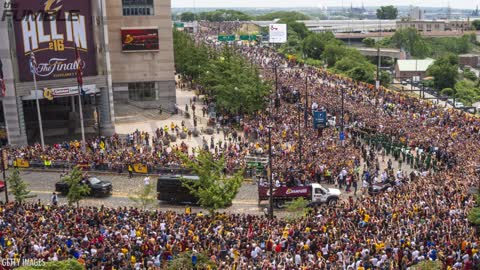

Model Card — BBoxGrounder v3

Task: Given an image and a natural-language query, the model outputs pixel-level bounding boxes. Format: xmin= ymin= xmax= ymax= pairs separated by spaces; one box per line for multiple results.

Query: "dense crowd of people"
xmin=0 ymin=21 xmax=479 ymax=269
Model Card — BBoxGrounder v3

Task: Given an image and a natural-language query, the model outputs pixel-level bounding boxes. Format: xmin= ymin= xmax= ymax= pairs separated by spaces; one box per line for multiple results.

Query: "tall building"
xmin=0 ymin=0 xmax=175 ymax=146
xmin=106 ymin=0 xmax=176 ymax=110
xmin=409 ymin=7 xmax=424 ymax=20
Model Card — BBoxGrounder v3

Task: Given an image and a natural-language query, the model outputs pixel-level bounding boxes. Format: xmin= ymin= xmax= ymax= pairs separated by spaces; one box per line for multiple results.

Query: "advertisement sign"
xmin=121 ymin=28 xmax=159 ymax=52
xmin=23 ymin=85 xmax=97 ymax=100
xmin=133 ymin=163 xmax=148 ymax=173
xmin=15 ymin=159 xmax=30 ymax=168
xmin=313 ymin=111 xmax=327 ymax=129
xmin=13 ymin=0 xmax=97 ymax=82
xmin=268 ymin=24 xmax=287 ymax=43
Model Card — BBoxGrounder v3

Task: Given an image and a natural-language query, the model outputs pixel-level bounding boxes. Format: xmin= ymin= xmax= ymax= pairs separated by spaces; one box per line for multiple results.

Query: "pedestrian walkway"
xmin=114 ymin=82 xmax=229 ymax=155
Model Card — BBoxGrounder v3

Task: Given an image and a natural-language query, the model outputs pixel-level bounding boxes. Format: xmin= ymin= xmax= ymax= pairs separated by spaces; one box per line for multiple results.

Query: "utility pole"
xmin=376 ymin=20 xmax=382 ymax=90
xmin=304 ymin=75 xmax=308 ymax=127
xmin=1 ymin=149 xmax=8 ymax=203
xmin=267 ymin=124 xmax=273 ymax=219
xmin=298 ymin=102 xmax=303 ymax=165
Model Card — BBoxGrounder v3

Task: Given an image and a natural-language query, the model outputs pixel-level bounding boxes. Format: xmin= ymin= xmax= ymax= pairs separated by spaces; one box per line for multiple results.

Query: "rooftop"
xmin=396 ymin=59 xmax=435 ymax=72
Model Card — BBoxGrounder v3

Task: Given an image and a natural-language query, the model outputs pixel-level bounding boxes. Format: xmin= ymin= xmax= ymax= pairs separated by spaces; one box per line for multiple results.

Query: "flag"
xmin=74 ymin=44 xmax=85 ymax=96
xmin=29 ymin=52 xmax=37 ymax=74
xmin=0 ymin=59 xmax=5 ymax=97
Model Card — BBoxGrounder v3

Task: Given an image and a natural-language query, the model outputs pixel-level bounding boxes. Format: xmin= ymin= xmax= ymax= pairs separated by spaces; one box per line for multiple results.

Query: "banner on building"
xmin=13 ymin=0 xmax=97 ymax=82
xmin=268 ymin=24 xmax=287 ymax=43
xmin=121 ymin=28 xmax=159 ymax=52
xmin=22 ymin=85 xmax=97 ymax=101
xmin=15 ymin=159 xmax=30 ymax=168
xmin=133 ymin=163 xmax=148 ymax=173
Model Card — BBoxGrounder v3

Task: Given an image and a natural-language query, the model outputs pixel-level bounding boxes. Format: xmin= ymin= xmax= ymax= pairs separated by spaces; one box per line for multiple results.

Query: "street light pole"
xmin=304 ymin=75 xmax=308 ymax=127
xmin=268 ymin=124 xmax=274 ymax=219
xmin=298 ymin=102 xmax=303 ymax=165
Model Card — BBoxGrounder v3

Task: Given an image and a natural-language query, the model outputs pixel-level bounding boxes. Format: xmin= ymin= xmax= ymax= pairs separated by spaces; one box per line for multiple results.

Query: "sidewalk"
xmin=114 ymin=84 xmax=228 ymax=154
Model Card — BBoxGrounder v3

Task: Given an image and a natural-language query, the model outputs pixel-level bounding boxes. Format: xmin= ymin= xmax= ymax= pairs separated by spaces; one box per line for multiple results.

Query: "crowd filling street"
xmin=0 ymin=22 xmax=479 ymax=269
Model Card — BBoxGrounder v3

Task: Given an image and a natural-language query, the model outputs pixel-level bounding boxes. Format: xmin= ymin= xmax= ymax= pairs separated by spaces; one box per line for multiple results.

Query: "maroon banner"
xmin=121 ymin=28 xmax=159 ymax=52
xmin=13 ymin=0 xmax=97 ymax=82
xmin=258 ymin=186 xmax=311 ymax=199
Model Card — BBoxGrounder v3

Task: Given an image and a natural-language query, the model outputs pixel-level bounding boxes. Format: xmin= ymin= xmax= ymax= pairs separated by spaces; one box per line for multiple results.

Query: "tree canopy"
xmin=174 ymin=30 xmax=270 ymax=115
xmin=179 ymin=150 xmax=243 ymax=215
xmin=376 ymin=5 xmax=398 ymax=19
xmin=255 ymin=11 xmax=310 ymax=21
xmin=472 ymin=19 xmax=480 ymax=30
xmin=196 ymin=9 xmax=251 ymax=21
xmin=7 ymin=168 xmax=35 ymax=203
xmin=427 ymin=53 xmax=459 ymax=91
xmin=63 ymin=167 xmax=90 ymax=207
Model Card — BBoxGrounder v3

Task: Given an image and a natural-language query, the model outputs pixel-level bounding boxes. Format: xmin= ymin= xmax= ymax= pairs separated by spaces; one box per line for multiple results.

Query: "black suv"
xmin=55 ymin=176 xmax=112 ymax=197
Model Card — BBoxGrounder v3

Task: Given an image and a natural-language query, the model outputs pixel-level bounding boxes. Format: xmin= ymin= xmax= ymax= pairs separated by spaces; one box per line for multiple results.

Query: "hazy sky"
xmin=172 ymin=0 xmax=475 ymax=9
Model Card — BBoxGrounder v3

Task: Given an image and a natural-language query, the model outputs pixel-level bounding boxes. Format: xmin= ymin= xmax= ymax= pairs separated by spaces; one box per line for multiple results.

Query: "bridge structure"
xmin=354 ymin=47 xmax=405 ymax=59
xmin=334 ymin=30 xmax=479 ymax=40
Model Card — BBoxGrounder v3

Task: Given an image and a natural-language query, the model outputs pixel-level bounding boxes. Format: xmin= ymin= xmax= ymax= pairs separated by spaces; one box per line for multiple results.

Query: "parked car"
xmin=454 ymin=102 xmax=464 ymax=108
xmin=55 ymin=176 xmax=112 ymax=197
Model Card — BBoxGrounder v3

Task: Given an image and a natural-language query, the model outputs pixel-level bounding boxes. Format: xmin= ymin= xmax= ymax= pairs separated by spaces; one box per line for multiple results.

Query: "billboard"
xmin=121 ymin=28 xmax=159 ymax=52
xmin=268 ymin=24 xmax=287 ymax=43
xmin=12 ymin=0 xmax=97 ymax=82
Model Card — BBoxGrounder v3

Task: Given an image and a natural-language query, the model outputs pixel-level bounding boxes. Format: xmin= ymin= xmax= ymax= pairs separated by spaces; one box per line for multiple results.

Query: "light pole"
xmin=267 ymin=124 xmax=274 ymax=219
xmin=297 ymin=102 xmax=303 ymax=165
xmin=304 ymin=75 xmax=309 ymax=127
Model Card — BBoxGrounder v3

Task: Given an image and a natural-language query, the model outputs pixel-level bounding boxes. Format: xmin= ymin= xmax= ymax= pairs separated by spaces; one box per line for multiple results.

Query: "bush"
xmin=441 ymin=88 xmax=454 ymax=96
xmin=17 ymin=260 xmax=83 ymax=270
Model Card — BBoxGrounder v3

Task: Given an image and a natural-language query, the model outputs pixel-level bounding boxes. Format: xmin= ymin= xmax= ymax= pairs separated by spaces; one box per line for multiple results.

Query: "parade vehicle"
xmin=258 ymin=183 xmax=341 ymax=208
xmin=55 ymin=176 xmax=112 ymax=197
xmin=157 ymin=174 xmax=199 ymax=204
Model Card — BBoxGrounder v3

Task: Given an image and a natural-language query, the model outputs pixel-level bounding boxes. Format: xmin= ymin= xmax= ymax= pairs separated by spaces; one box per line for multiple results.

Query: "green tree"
xmin=379 ymin=71 xmax=392 ymax=87
xmin=473 ymin=19 xmax=480 ymax=30
xmin=410 ymin=260 xmax=442 ymax=270
xmin=129 ymin=183 xmax=157 ymax=211
xmin=17 ymin=260 xmax=84 ymax=270
xmin=441 ymin=88 xmax=454 ymax=96
xmin=376 ymin=5 xmax=398 ymax=19
xmin=200 ymin=47 xmax=270 ymax=115
xmin=286 ymin=197 xmax=309 ymax=220
xmin=362 ymin=37 xmax=376 ymax=47
xmin=464 ymin=68 xmax=478 ymax=81
xmin=427 ymin=53 xmax=459 ymax=90
xmin=63 ymin=167 xmax=90 ymax=208
xmin=390 ymin=28 xmax=430 ymax=58
xmin=323 ymin=39 xmax=347 ymax=67
xmin=179 ymin=150 xmax=243 ymax=216
xmin=6 ymin=169 xmax=36 ymax=203
xmin=180 ymin=12 xmax=195 ymax=22
xmin=302 ymin=32 xmax=335 ymax=59
xmin=168 ymin=251 xmax=217 ymax=270
xmin=255 ymin=11 xmax=310 ymax=21
xmin=280 ymin=20 xmax=310 ymax=40
xmin=197 ymin=9 xmax=251 ymax=22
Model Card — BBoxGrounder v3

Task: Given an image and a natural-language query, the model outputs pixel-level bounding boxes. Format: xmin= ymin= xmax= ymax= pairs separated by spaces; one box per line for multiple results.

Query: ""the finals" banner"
xmin=12 ymin=0 xmax=97 ymax=82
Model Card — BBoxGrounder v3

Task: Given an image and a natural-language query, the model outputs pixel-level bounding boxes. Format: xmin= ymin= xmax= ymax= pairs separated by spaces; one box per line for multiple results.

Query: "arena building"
xmin=0 ymin=0 xmax=175 ymax=145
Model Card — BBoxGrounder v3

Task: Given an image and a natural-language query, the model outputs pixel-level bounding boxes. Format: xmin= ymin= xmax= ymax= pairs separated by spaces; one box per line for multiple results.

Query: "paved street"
xmin=0 ymin=170 xmax=266 ymax=214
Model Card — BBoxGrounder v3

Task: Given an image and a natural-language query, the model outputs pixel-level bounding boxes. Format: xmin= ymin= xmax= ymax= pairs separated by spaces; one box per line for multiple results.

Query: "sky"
xmin=171 ymin=0 xmax=475 ymax=9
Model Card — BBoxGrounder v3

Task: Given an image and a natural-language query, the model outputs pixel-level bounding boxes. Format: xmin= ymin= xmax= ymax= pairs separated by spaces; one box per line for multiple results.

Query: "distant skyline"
xmin=172 ymin=0 xmax=476 ymax=10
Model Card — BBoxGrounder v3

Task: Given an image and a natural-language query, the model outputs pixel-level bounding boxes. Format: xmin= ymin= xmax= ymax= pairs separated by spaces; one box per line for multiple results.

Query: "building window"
xmin=128 ymin=82 xmax=157 ymax=101
xmin=122 ymin=0 xmax=154 ymax=16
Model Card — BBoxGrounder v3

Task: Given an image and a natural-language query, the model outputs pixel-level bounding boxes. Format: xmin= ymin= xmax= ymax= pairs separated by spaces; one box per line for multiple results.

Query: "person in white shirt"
xmin=144 ymin=176 xmax=150 ymax=186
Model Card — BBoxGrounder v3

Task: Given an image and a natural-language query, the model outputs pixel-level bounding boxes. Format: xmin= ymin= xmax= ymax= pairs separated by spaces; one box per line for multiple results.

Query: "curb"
xmin=16 ymin=168 xmax=256 ymax=183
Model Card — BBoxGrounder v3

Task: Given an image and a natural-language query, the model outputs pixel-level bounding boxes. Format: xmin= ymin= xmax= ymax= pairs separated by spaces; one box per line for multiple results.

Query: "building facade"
xmin=396 ymin=19 xmax=472 ymax=32
xmin=0 ymin=0 xmax=174 ymax=146
xmin=395 ymin=59 xmax=435 ymax=80
xmin=106 ymin=0 xmax=176 ymax=110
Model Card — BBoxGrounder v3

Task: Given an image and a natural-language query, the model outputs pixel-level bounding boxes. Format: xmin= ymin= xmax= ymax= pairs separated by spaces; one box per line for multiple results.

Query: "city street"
xmin=0 ymin=170 xmax=264 ymax=214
